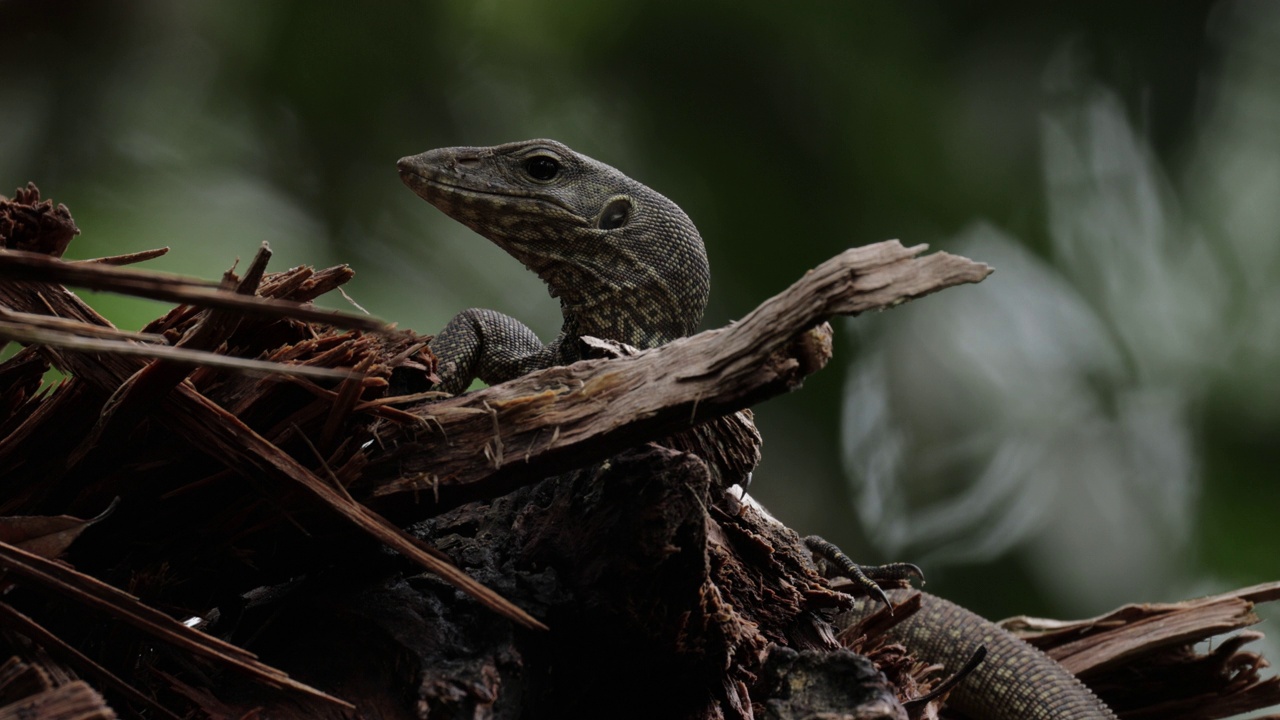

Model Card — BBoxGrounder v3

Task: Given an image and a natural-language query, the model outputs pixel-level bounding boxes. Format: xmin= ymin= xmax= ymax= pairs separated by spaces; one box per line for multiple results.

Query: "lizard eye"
xmin=524 ymin=156 xmax=561 ymax=182
xmin=597 ymin=196 xmax=632 ymax=230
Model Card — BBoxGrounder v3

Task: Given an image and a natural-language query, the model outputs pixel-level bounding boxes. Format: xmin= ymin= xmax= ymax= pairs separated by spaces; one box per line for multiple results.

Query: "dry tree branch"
xmin=361 ymin=241 xmax=992 ymax=513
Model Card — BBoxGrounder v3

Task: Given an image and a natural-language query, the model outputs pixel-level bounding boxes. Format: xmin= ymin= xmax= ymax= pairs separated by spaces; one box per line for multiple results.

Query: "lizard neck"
xmin=538 ymin=224 xmax=709 ymax=349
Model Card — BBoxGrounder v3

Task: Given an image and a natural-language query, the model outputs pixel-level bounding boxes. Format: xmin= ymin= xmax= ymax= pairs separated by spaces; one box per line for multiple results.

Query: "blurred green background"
xmin=3 ymin=0 xmax=1277 ymax=639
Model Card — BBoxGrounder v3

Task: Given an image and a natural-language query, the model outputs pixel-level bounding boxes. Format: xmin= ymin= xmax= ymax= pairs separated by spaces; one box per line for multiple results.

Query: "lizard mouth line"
xmin=409 ymin=175 xmax=578 ymax=218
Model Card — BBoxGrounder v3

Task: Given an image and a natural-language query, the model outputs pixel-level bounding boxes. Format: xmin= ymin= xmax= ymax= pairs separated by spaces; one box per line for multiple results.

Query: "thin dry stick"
xmin=0 ymin=540 xmax=354 ymax=710
xmin=0 ymin=248 xmax=387 ymax=333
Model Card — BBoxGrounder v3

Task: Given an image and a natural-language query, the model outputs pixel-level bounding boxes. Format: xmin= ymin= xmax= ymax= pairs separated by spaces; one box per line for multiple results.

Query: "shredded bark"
xmin=1004 ymin=582 xmax=1280 ymax=720
xmin=0 ymin=655 xmax=115 ymax=720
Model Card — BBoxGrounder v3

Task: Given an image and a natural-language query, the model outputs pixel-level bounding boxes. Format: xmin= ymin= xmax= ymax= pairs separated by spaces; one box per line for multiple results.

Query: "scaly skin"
xmin=398 ymin=138 xmax=1117 ymax=719
xmin=397 ymin=138 xmax=708 ymax=393
xmin=844 ymin=590 xmax=1117 ymax=718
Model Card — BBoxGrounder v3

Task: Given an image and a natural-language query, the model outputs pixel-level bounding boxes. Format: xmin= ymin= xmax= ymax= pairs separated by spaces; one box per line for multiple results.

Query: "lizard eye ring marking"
xmin=597 ymin=196 xmax=632 ymax=230
xmin=523 ymin=155 xmax=561 ymax=182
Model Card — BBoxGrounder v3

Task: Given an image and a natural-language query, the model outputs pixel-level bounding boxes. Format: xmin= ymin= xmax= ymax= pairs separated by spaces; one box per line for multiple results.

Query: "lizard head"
xmin=398 ymin=139 xmax=709 ymax=346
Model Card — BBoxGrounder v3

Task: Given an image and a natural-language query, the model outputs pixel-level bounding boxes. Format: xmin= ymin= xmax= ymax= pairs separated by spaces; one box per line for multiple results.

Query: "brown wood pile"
xmin=1 ymin=183 xmax=1277 ymax=719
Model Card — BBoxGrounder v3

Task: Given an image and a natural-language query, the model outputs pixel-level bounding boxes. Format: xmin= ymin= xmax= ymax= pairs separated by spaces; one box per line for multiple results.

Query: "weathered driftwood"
xmin=358 ymin=241 xmax=992 ymax=514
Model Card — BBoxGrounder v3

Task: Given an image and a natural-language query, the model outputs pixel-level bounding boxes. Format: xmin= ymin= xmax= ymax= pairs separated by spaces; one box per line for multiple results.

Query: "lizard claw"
xmin=803 ymin=535 xmax=924 ymax=613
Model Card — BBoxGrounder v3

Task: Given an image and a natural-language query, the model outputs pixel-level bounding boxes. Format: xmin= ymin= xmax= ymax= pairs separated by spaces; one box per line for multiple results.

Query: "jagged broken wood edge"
xmin=1001 ymin=581 xmax=1280 ymax=719
xmin=360 ymin=240 xmax=992 ymax=512
xmin=1007 ymin=581 xmax=1280 ymax=673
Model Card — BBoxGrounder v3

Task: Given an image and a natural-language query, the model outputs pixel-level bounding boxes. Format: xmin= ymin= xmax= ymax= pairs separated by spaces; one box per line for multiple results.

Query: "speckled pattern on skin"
xmin=398 ymin=139 xmax=1118 ymax=719
xmin=843 ymin=590 xmax=1119 ymax=719
xmin=397 ymin=138 xmax=708 ymax=394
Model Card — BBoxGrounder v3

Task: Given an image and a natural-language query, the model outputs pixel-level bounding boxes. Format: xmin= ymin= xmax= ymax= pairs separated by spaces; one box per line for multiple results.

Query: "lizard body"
xmin=398 ymin=139 xmax=1117 ymax=719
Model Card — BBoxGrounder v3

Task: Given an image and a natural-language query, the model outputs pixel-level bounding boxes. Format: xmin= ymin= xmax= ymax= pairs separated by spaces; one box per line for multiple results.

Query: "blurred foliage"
xmin=3 ymin=0 xmax=1276 ymax=637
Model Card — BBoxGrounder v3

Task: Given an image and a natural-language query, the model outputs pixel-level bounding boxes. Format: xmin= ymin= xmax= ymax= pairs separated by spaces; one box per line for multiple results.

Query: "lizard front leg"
xmin=429 ymin=308 xmax=557 ymax=394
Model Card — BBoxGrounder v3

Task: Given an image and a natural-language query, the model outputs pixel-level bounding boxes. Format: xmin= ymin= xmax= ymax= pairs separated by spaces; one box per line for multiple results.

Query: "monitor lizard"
xmin=397 ymin=138 xmax=1118 ymax=719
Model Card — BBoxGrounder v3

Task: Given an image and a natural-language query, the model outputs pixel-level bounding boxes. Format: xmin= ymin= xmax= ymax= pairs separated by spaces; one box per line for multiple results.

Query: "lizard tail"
xmin=848 ymin=590 xmax=1119 ymax=719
